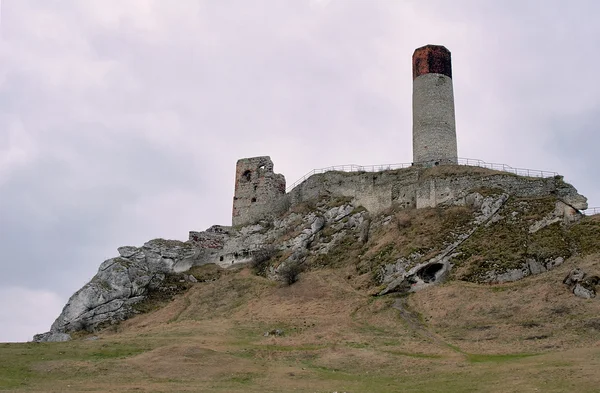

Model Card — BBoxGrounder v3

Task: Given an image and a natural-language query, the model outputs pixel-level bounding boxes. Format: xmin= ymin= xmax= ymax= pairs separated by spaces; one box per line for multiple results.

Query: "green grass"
xmin=245 ymin=343 xmax=327 ymax=353
xmin=569 ymin=217 xmax=600 ymax=255
xmin=0 ymin=340 xmax=151 ymax=389
xmin=2 ymin=316 xmax=600 ymax=392
xmin=220 ymin=372 xmax=259 ymax=385
xmin=383 ymin=350 xmax=443 ymax=359
xmin=466 ymin=352 xmax=537 ymax=363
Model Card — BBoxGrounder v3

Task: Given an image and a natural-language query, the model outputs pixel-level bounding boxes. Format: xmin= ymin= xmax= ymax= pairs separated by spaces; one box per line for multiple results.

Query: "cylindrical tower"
xmin=412 ymin=45 xmax=457 ymax=166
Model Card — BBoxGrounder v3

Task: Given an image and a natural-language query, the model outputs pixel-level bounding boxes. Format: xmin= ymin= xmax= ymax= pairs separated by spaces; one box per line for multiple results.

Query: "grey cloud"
xmin=1 ymin=0 xmax=599 ymax=341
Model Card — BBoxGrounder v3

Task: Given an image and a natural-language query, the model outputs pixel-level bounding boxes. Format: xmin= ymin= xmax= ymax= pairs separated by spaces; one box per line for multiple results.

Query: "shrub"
xmin=395 ymin=211 xmax=412 ymax=229
xmin=251 ymin=246 xmax=276 ymax=276
xmin=278 ymin=260 xmax=304 ymax=285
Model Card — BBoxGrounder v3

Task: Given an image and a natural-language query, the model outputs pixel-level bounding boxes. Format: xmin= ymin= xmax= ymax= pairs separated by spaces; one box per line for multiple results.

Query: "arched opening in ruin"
xmin=417 ymin=263 xmax=444 ymax=283
xmin=242 ymin=170 xmax=252 ymax=181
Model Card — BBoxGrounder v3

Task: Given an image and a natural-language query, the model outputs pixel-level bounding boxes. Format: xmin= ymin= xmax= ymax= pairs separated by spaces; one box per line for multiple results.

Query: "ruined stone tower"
xmin=412 ymin=45 xmax=458 ymax=166
xmin=232 ymin=156 xmax=286 ymax=226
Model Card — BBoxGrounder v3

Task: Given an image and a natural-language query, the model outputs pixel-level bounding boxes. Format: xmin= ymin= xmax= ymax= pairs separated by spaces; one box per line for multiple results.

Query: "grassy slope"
xmin=2 ymin=259 xmax=600 ymax=392
xmin=2 ymin=208 xmax=600 ymax=392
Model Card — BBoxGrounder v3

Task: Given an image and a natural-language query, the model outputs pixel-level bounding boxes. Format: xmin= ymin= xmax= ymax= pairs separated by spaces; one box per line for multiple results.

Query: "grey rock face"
xmin=564 ymin=268 xmax=586 ymax=286
xmin=529 ymin=201 xmax=583 ymax=234
xmin=32 ymin=332 xmax=71 ymax=342
xmin=269 ymin=204 xmax=368 ymax=282
xmin=573 ymin=284 xmax=596 ymax=299
xmin=34 ymin=199 xmax=370 ymax=341
xmin=34 ymin=239 xmax=196 ymax=341
xmin=556 ymin=182 xmax=588 ymax=210
xmin=564 ymin=268 xmax=598 ymax=299
xmin=311 ymin=216 xmax=325 ymax=233
xmin=187 ymin=274 xmax=198 ymax=283
xmin=484 ymin=257 xmax=565 ymax=284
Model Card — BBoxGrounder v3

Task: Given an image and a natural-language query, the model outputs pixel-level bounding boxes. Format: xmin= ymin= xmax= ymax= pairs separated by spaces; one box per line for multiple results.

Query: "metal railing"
xmin=582 ymin=207 xmax=600 ymax=216
xmin=456 ymin=158 xmax=558 ymax=178
xmin=286 ymin=157 xmax=559 ymax=192
xmin=286 ymin=163 xmax=413 ymax=192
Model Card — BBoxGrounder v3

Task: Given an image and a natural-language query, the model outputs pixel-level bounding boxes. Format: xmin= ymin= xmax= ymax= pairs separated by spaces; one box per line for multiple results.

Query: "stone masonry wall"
xmin=288 ymin=166 xmax=587 ymax=216
xmin=232 ymin=156 xmax=286 ymax=226
xmin=288 ymin=168 xmax=421 ymax=214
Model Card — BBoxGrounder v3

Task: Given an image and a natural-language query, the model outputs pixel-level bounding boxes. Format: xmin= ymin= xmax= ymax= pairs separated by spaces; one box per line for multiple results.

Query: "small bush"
xmin=395 ymin=212 xmax=412 ymax=229
xmin=278 ymin=261 xmax=304 ymax=285
xmin=251 ymin=246 xmax=276 ymax=276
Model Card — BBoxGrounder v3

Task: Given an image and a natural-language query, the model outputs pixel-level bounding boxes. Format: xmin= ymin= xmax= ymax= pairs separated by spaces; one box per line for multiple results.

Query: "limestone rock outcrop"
xmin=34 ymin=201 xmax=368 ymax=341
xmin=32 ymin=332 xmax=71 ymax=342
xmin=34 ymin=165 xmax=592 ymax=341
xmin=376 ymin=183 xmax=591 ymax=295
xmin=34 ymin=239 xmax=196 ymax=341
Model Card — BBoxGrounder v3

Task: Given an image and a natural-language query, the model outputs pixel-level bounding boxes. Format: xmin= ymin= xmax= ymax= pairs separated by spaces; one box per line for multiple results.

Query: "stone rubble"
xmin=564 ymin=268 xmax=599 ymax=299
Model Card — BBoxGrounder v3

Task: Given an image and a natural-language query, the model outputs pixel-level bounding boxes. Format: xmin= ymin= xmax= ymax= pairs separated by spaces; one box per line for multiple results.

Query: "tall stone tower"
xmin=232 ymin=156 xmax=286 ymax=226
xmin=412 ymin=45 xmax=458 ymax=166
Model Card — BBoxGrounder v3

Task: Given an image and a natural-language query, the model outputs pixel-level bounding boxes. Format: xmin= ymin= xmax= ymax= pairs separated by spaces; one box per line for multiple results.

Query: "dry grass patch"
xmin=5 ymin=259 xmax=600 ymax=392
xmin=410 ymin=254 xmax=600 ymax=354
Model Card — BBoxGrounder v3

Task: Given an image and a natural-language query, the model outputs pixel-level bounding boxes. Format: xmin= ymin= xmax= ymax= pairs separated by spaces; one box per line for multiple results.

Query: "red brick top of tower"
xmin=412 ymin=45 xmax=452 ymax=80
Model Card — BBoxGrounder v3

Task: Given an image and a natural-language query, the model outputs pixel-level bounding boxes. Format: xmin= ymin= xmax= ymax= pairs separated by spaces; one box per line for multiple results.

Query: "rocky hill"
xmin=34 ymin=165 xmax=598 ymax=343
xmin=1 ymin=165 xmax=598 ymax=392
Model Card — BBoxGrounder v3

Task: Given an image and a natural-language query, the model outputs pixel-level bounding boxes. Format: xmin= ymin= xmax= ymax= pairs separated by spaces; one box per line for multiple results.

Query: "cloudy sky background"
xmin=1 ymin=0 xmax=598 ymax=342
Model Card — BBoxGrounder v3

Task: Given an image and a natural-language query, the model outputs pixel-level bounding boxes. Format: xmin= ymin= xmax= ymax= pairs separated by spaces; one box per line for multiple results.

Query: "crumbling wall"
xmin=414 ymin=172 xmax=587 ymax=211
xmin=231 ymin=155 xmax=587 ymax=228
xmin=232 ymin=156 xmax=286 ymax=226
xmin=189 ymin=224 xmax=267 ymax=267
xmin=288 ymin=166 xmax=587 ymax=215
xmin=288 ymin=168 xmax=420 ymax=215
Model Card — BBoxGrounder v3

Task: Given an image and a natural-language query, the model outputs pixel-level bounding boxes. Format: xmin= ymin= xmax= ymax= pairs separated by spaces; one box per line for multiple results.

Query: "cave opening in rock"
xmin=417 ymin=263 xmax=444 ymax=283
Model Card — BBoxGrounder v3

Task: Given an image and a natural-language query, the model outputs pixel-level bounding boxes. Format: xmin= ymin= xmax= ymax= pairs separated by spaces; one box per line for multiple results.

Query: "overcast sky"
xmin=1 ymin=0 xmax=598 ymax=342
